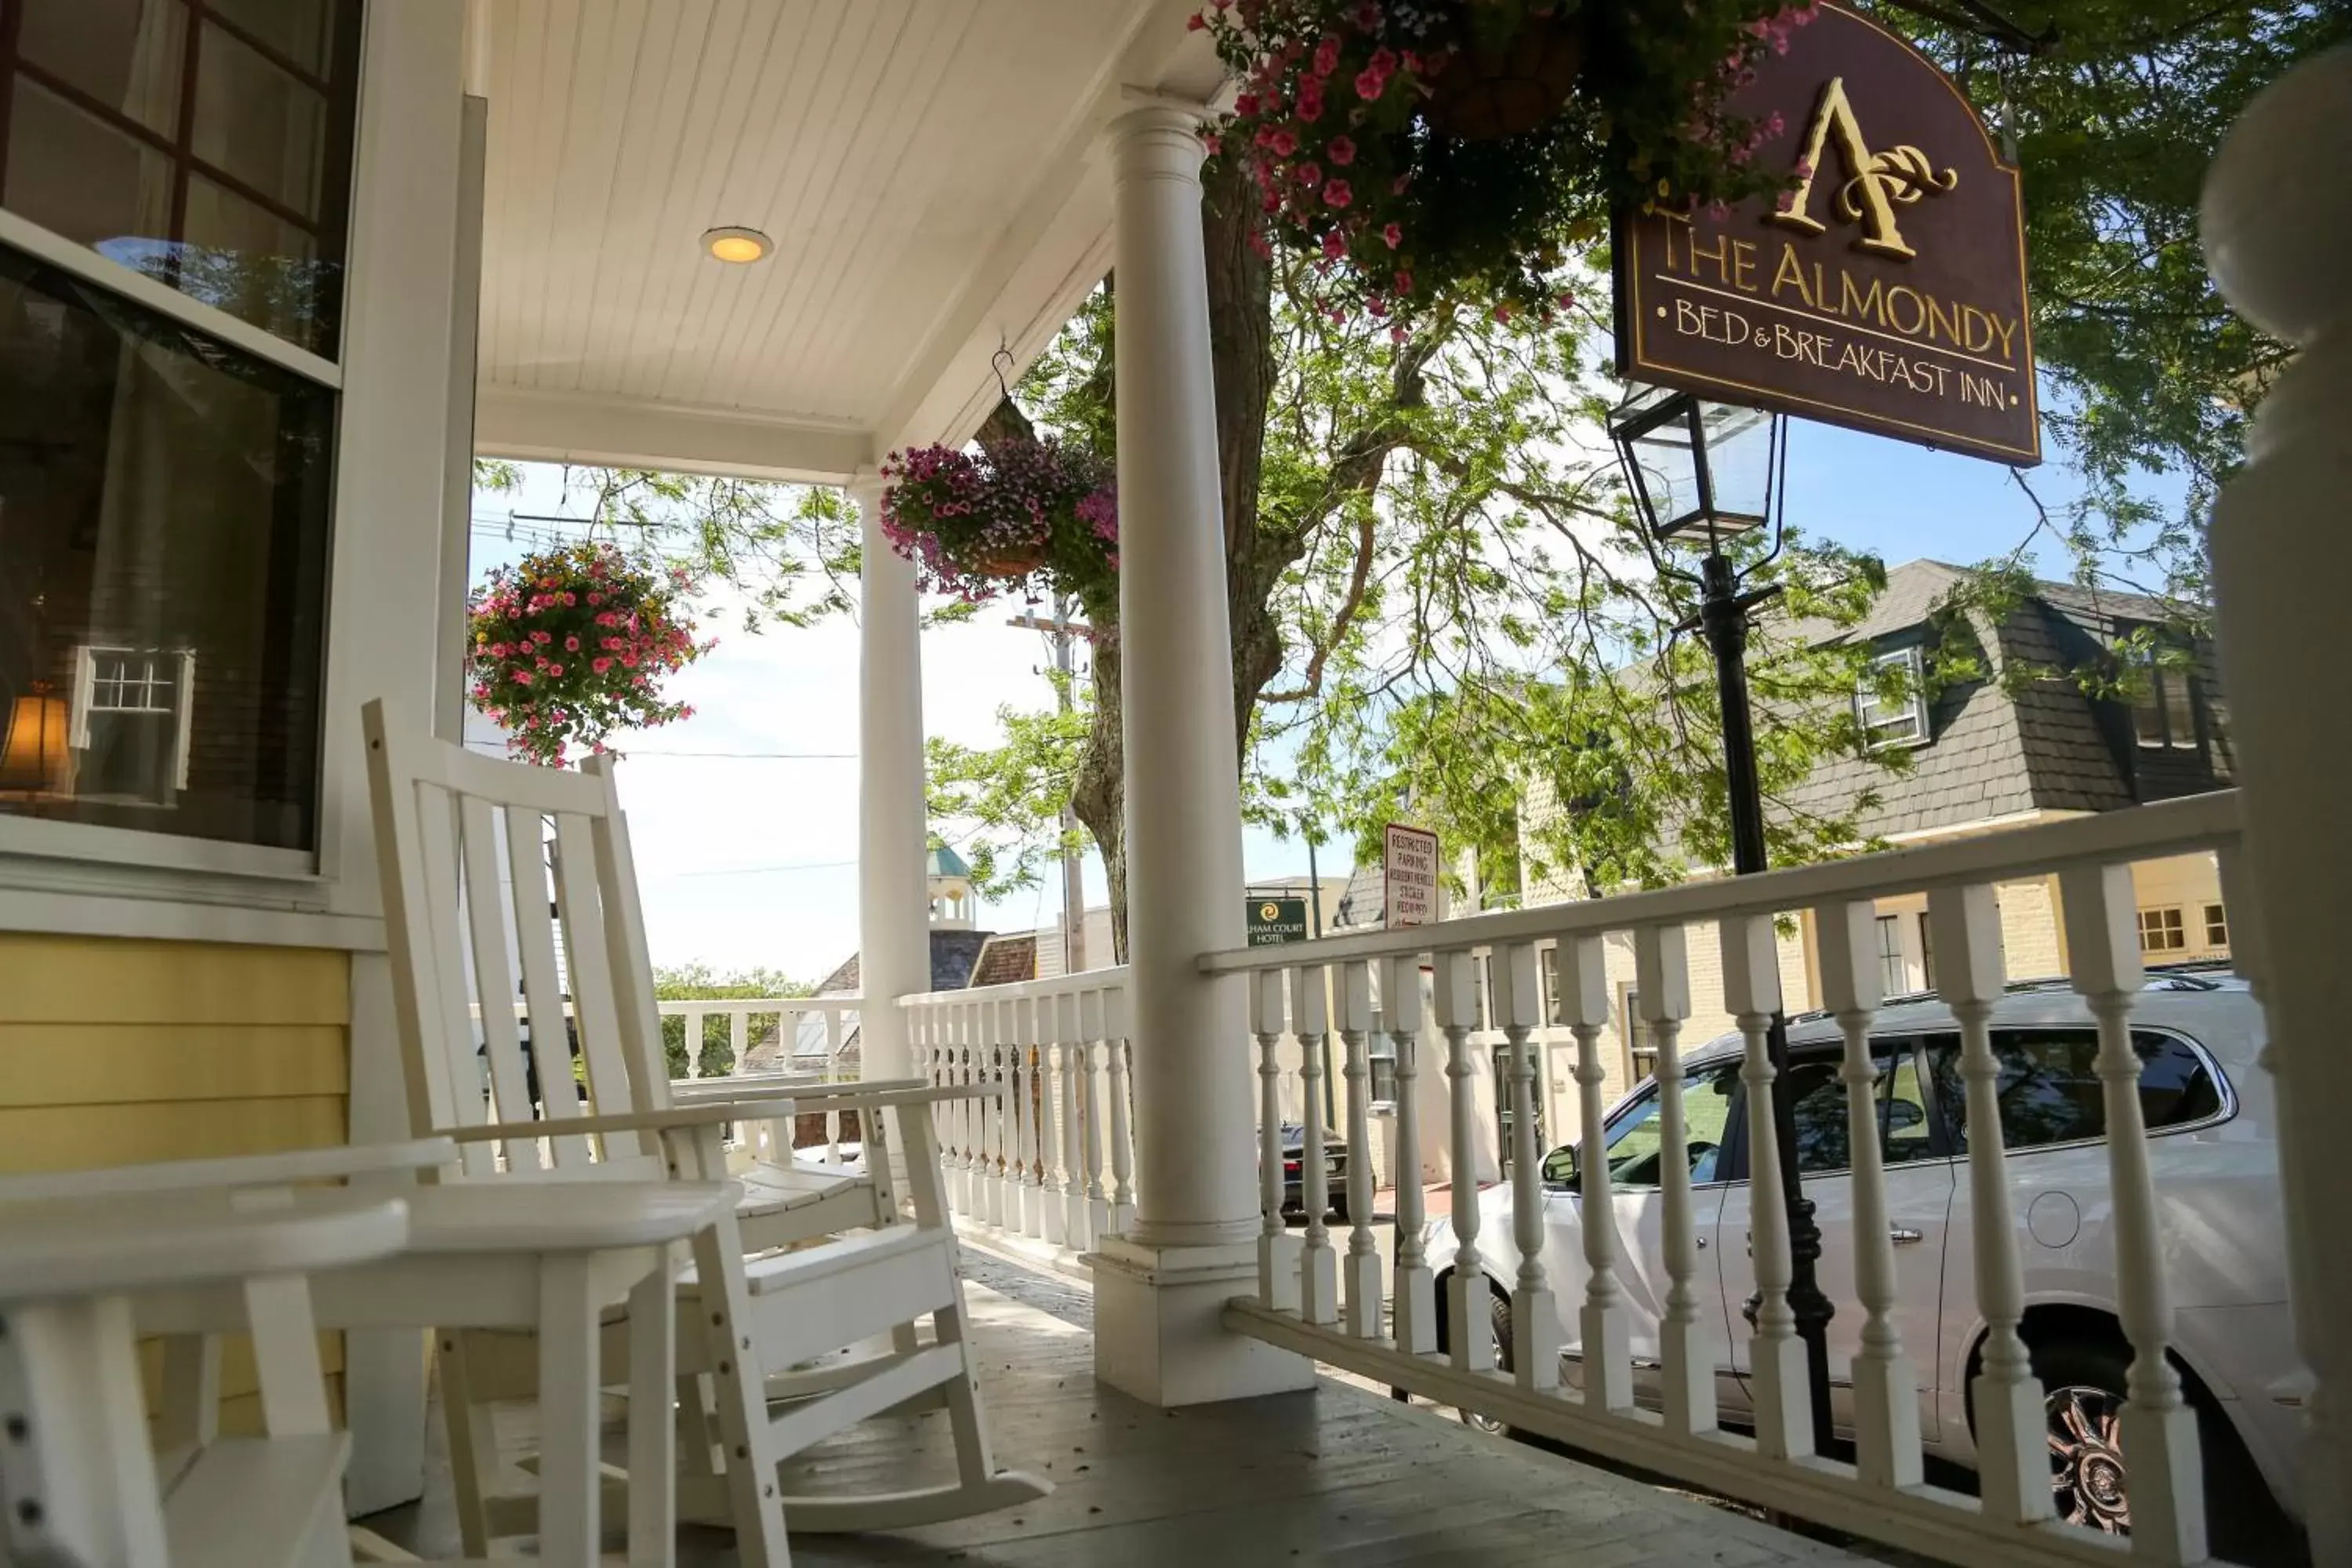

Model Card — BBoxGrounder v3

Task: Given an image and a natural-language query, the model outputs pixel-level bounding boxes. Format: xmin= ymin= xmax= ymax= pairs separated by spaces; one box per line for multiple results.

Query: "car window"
xmin=1922 ymin=1029 xmax=2223 ymax=1154
xmin=1781 ymin=1044 xmax=1927 ymax=1177
xmin=1882 ymin=1051 xmax=1936 ymax=1167
xmin=1602 ymin=1061 xmax=1742 ymax=1188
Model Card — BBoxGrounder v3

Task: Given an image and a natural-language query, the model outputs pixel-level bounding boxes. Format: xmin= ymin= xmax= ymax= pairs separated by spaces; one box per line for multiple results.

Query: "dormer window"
xmin=1856 ymin=646 xmax=1929 ymax=749
xmin=2126 ymin=637 xmax=2201 ymax=751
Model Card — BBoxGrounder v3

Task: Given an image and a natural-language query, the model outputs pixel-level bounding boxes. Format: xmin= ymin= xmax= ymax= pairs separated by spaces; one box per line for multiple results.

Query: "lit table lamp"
xmin=0 ymin=681 xmax=68 ymax=795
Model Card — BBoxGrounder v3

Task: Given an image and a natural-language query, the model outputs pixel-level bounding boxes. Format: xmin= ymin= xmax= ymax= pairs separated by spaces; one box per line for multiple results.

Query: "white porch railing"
xmin=902 ymin=969 xmax=1134 ymax=1259
xmin=1200 ymin=789 xmax=2266 ymax=1568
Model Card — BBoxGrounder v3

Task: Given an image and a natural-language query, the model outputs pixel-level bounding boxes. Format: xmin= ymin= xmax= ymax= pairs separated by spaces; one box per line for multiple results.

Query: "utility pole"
xmin=1008 ymin=600 xmax=1090 ymax=974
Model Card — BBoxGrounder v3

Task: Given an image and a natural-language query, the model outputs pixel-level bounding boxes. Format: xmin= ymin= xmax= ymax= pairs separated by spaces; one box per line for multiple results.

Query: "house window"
xmin=2125 ymin=637 xmax=2202 ymax=751
xmin=2203 ymin=903 xmax=2229 ymax=950
xmin=1917 ymin=911 xmax=1936 ymax=991
xmin=0 ymin=0 xmax=364 ymax=356
xmin=1875 ymin=913 xmax=1907 ymax=996
xmin=1857 ymin=646 xmax=1929 ymax=748
xmin=72 ymin=647 xmax=197 ymax=800
xmin=1621 ymin=985 xmax=1655 ymax=1083
xmin=2137 ymin=907 xmax=2187 ymax=954
xmin=0 ymin=242 xmax=335 ymax=851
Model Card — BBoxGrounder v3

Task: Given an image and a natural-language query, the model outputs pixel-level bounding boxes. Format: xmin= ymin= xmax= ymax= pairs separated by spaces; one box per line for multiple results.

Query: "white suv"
xmin=1425 ymin=972 xmax=2303 ymax=1552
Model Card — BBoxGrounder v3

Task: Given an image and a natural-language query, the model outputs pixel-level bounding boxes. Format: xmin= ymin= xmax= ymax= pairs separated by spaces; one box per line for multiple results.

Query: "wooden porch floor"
xmin=365 ymin=1250 xmax=1883 ymax=1566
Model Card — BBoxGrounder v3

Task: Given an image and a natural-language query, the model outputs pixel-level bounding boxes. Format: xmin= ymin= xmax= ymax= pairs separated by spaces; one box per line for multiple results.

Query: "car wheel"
xmin=2032 ymin=1338 xmax=2299 ymax=1559
xmin=2038 ymin=1342 xmax=2133 ymax=1536
xmin=1461 ymin=1291 xmax=1514 ymax=1437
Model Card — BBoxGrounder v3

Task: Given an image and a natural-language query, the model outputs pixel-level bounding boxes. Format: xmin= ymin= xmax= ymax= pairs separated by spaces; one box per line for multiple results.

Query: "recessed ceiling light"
xmin=702 ymin=226 xmax=771 ymax=264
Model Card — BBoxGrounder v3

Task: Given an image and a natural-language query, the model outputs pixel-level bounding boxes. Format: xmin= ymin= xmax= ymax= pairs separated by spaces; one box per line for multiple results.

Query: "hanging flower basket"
xmin=1194 ymin=0 xmax=1818 ymax=321
xmin=1421 ymin=5 xmax=1586 ymax=142
xmin=880 ymin=439 xmax=1120 ymax=619
xmin=466 ymin=540 xmax=712 ymax=767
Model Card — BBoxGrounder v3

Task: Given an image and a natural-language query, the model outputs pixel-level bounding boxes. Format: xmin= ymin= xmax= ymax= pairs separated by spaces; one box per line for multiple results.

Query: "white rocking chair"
xmin=361 ymin=699 xmax=1047 ymax=1559
xmin=0 ymin=1138 xmax=735 ymax=1566
xmin=0 ymin=1186 xmax=408 ymax=1568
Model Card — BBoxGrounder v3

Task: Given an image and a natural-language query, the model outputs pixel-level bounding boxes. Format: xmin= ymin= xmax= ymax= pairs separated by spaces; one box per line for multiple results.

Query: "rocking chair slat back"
xmin=363 ymin=699 xmax=665 ymax=1183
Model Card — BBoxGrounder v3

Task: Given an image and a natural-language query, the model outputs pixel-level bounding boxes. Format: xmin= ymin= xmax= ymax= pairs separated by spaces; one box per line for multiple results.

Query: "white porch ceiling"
xmin=468 ymin=0 xmax=1217 ymax=482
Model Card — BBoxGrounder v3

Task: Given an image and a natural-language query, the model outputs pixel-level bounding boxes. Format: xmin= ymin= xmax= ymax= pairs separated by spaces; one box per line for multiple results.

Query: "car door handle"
xmin=1889 ymin=1226 xmax=1924 ymax=1245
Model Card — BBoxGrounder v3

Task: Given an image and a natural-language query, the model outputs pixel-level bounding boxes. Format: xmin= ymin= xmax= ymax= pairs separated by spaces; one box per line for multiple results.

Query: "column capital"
xmin=1104 ymin=93 xmax=1213 ymax=179
xmin=844 ymin=469 xmax=888 ymax=509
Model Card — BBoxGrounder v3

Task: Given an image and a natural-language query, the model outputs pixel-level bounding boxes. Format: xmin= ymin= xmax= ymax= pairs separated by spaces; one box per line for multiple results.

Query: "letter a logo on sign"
xmin=1769 ymin=75 xmax=1958 ymax=260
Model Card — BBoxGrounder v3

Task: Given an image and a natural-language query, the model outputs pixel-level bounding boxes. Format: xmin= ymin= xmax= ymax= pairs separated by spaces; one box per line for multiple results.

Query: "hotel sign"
xmin=1613 ymin=3 xmax=2039 ymax=466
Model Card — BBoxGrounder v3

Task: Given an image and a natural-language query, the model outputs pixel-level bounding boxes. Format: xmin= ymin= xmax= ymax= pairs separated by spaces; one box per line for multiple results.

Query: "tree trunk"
xmin=1067 ymin=150 xmax=1277 ymax=964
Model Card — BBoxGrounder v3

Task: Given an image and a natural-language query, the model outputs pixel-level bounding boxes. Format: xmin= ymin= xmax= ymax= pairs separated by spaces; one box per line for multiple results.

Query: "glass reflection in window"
xmin=0 ymin=242 xmax=333 ymax=850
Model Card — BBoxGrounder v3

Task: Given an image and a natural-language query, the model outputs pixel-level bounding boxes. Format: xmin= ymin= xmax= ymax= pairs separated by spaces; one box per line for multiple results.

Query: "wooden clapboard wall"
xmin=0 ymin=933 xmax=353 ymax=1434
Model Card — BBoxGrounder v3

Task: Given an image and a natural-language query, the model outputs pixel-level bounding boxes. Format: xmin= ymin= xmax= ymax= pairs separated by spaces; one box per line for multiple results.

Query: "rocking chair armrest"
xmin=667 ymin=1071 xmax=818 ymax=1103
xmin=441 ymin=1098 xmax=798 ymax=1143
xmin=0 ymin=1138 xmax=460 ymax=1205
xmin=777 ymin=1082 xmax=1002 ymax=1112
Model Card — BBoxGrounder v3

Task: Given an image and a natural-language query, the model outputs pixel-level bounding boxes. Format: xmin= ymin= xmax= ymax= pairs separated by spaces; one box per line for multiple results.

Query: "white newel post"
xmin=855 ymin=474 xmax=929 ymax=1091
xmin=2203 ymin=46 xmax=2352 ymax=1563
xmin=1090 ymin=98 xmax=1312 ymax=1404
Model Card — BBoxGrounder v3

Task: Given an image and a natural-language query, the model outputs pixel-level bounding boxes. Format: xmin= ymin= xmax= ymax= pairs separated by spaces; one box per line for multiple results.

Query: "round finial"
xmin=2201 ymin=45 xmax=2352 ymax=347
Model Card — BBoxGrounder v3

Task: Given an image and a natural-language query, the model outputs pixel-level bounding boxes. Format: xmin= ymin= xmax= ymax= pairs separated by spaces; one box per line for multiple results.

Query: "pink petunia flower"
xmin=1381 ymin=220 xmax=1403 ymax=249
xmin=1323 ymin=178 xmax=1352 ymax=208
xmin=1326 ymin=135 xmax=1356 ymax=165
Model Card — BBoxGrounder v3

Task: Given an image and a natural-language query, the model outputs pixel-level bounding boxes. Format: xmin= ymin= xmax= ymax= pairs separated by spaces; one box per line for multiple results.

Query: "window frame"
xmin=1856 ymin=644 xmax=1930 ymax=750
xmin=2137 ymin=906 xmax=2187 ymax=954
xmin=2122 ymin=631 xmax=2205 ymax=753
xmin=2202 ymin=903 xmax=2229 ymax=949
xmin=0 ymin=0 xmax=362 ymax=361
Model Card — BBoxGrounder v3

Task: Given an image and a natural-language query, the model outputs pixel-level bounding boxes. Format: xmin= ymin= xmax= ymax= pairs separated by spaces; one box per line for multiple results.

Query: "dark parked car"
xmin=1273 ymin=1121 xmax=1350 ymax=1224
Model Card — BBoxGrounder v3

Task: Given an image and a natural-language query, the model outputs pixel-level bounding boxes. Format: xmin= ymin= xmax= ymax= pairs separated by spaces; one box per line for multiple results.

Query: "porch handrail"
xmin=1199 ymin=789 xmax=2239 ymax=972
xmin=1206 ymin=789 xmax=2272 ymax=1568
xmin=903 ymin=967 xmax=1133 ymax=1254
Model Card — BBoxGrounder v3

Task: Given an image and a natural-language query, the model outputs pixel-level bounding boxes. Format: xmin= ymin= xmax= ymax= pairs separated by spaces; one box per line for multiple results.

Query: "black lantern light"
xmin=1607 ymin=381 xmax=1833 ymax=1451
xmin=1609 ymin=385 xmax=1780 ymax=546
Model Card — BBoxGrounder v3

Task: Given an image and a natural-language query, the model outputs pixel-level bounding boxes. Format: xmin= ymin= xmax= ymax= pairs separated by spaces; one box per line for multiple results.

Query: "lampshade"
xmin=0 ymin=684 xmax=68 ymax=793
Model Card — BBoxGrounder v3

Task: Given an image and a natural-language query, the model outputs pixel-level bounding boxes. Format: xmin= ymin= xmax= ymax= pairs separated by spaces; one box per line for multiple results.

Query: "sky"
xmin=470 ymin=411 xmax=2122 ymax=984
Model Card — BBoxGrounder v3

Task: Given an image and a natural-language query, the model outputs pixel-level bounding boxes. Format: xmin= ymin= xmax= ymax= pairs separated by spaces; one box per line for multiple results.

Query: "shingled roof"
xmin=1774 ymin=560 xmax=2223 ymax=842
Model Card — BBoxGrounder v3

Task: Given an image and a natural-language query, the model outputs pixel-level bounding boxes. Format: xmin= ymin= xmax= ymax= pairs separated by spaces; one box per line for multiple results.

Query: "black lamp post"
xmin=1609 ymin=385 xmax=1837 ymax=1454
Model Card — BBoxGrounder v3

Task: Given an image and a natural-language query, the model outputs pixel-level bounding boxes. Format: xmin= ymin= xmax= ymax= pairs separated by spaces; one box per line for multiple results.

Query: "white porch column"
xmin=2204 ymin=46 xmax=2352 ymax=1563
xmin=1090 ymin=100 xmax=1312 ymax=1406
xmin=855 ymin=474 xmax=929 ymax=1084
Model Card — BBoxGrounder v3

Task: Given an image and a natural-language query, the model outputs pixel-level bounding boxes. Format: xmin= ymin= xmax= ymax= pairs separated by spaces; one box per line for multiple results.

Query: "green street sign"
xmin=1246 ymin=897 xmax=1310 ymax=947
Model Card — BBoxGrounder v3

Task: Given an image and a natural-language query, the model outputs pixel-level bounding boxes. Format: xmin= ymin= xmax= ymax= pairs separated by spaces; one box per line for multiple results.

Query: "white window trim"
xmin=1857 ymin=645 xmax=1930 ymax=750
xmin=0 ymin=207 xmax=343 ymax=389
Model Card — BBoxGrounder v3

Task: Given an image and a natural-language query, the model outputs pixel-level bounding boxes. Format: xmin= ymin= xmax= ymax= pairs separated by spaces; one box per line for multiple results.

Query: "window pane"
xmin=4 ymin=80 xmax=176 ymax=256
xmin=208 ymin=0 xmax=339 ymax=78
xmin=1603 ymin=1063 xmax=1740 ymax=1188
xmin=180 ymin=176 xmax=328 ymax=354
xmin=1785 ymin=1055 xmax=1851 ymax=1176
xmin=2161 ymin=670 xmax=2198 ymax=750
xmin=192 ymin=23 xmax=327 ymax=218
xmin=0 ymin=243 xmax=333 ymax=851
xmin=2 ymin=0 xmax=359 ymax=359
xmin=1881 ymin=1050 xmax=1936 ymax=1166
xmin=17 ymin=0 xmax=187 ymax=138
xmin=1922 ymin=1029 xmax=2224 ymax=1155
xmin=2204 ymin=904 xmax=2230 ymax=949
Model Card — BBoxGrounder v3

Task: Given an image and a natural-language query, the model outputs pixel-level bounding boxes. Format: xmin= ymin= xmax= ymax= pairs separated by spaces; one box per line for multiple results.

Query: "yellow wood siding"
xmin=0 ymin=934 xmax=354 ymax=1425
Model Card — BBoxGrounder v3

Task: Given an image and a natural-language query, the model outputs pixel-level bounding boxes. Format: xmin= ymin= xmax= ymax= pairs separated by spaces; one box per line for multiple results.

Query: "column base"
xmin=1092 ymin=1236 xmax=1316 ymax=1407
